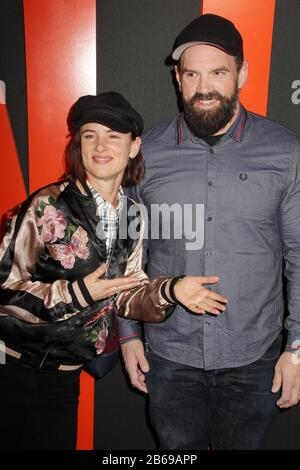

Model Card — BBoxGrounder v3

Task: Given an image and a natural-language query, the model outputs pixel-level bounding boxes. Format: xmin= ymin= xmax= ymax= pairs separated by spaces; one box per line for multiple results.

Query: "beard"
xmin=182 ymin=85 xmax=239 ymax=137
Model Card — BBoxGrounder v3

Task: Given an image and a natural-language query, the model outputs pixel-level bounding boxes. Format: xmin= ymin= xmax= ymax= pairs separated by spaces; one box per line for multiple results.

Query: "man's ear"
xmin=238 ymin=60 xmax=248 ymax=90
xmin=174 ymin=65 xmax=182 ymax=92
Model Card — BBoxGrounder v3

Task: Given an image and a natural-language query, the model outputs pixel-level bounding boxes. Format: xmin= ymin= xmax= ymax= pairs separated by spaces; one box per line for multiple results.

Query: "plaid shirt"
xmin=87 ymin=181 xmax=125 ymax=261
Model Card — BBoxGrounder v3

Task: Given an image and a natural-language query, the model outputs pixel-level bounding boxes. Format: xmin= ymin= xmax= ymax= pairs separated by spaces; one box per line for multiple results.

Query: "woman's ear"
xmin=129 ymin=136 xmax=142 ymax=159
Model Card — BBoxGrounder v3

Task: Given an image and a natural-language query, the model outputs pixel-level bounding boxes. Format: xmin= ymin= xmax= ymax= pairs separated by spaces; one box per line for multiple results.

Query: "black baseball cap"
xmin=172 ymin=14 xmax=243 ymax=61
xmin=69 ymin=91 xmax=143 ymax=136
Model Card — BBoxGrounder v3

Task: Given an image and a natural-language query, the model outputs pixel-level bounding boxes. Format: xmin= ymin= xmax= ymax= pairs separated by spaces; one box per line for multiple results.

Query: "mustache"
xmin=189 ymin=92 xmax=224 ymax=105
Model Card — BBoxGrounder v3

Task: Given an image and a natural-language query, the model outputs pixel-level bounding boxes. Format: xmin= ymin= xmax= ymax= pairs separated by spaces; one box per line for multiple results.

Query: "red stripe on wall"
xmin=201 ymin=0 xmax=276 ymax=116
xmin=0 ymin=82 xmax=26 ymax=227
xmin=23 ymin=0 xmax=97 ymax=192
xmin=23 ymin=0 xmax=96 ymax=450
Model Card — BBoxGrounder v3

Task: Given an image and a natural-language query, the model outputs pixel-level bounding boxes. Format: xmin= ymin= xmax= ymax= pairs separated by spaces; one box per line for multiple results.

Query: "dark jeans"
xmin=0 ymin=358 xmax=80 ymax=450
xmin=145 ymin=336 xmax=281 ymax=450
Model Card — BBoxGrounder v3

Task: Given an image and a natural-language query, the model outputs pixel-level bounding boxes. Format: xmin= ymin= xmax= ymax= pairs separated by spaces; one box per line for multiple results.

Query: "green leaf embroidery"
xmin=48 ymin=196 xmax=58 ymax=207
xmin=65 ymin=223 xmax=77 ymax=241
xmin=90 ymin=330 xmax=99 ymax=342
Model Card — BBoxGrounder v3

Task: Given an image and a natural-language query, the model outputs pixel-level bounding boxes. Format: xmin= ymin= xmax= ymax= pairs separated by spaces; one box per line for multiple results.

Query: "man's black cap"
xmin=69 ymin=91 xmax=143 ymax=136
xmin=172 ymin=13 xmax=243 ymax=61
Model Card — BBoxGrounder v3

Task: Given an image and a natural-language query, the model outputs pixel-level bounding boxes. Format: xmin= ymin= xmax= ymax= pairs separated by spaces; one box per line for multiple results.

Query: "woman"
xmin=0 ymin=92 xmax=227 ymax=449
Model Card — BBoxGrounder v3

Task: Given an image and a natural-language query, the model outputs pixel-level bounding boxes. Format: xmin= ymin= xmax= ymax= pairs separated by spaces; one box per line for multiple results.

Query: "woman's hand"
xmin=174 ymin=275 xmax=227 ymax=314
xmin=84 ymin=264 xmax=143 ymax=301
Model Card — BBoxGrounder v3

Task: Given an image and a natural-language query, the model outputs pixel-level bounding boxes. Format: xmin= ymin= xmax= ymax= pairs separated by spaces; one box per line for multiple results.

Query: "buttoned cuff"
xmin=118 ymin=317 xmax=142 ymax=344
xmin=119 ymin=333 xmax=142 ymax=345
xmin=285 ymin=332 xmax=300 ymax=356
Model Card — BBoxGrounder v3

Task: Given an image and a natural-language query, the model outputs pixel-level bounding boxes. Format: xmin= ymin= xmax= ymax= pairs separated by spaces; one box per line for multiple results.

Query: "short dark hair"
xmin=64 ymin=129 xmax=144 ymax=191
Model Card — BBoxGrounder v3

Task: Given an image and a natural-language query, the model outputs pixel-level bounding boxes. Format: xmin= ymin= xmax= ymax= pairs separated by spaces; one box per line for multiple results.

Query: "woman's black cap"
xmin=68 ymin=91 xmax=144 ymax=136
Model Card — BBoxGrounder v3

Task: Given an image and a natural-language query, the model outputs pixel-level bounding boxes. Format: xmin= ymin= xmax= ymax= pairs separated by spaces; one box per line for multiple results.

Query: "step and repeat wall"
xmin=1 ymin=0 xmax=300 ymax=450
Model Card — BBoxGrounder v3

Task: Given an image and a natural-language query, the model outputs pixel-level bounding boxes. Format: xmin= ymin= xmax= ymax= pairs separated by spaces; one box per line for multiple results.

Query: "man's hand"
xmin=121 ymin=339 xmax=149 ymax=394
xmin=272 ymin=351 xmax=300 ymax=408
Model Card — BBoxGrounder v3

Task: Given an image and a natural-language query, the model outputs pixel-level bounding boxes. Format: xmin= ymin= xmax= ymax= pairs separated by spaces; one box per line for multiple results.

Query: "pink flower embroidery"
xmin=48 ymin=226 xmax=90 ymax=269
xmin=95 ymin=328 xmax=108 ymax=355
xmin=37 ymin=205 xmax=67 ymax=243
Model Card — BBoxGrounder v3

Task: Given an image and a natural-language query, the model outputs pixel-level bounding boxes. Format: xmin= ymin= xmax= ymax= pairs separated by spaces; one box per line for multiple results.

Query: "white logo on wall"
xmin=0 ymin=80 xmax=6 ymax=104
xmin=291 ymin=80 xmax=300 ymax=104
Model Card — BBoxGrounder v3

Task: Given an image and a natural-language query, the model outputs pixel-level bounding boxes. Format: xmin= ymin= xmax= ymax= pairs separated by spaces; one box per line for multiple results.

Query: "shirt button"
xmin=206 ymin=252 xmax=212 ymax=256
xmin=208 ymin=181 xmax=213 ymax=186
xmin=207 ymin=216 xmax=212 ymax=222
xmin=209 ymin=148 xmax=214 ymax=154
xmin=205 ymin=320 xmax=210 ymax=325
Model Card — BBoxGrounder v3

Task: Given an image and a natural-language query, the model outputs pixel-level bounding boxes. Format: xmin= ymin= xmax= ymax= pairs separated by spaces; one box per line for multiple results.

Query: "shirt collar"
xmin=176 ymin=104 xmax=247 ymax=145
xmin=228 ymin=105 xmax=247 ymax=142
xmin=86 ymin=180 xmax=124 ymax=211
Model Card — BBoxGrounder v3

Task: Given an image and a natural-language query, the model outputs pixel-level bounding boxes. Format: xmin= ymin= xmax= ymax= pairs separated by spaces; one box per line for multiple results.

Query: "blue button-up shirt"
xmin=119 ymin=106 xmax=300 ymax=370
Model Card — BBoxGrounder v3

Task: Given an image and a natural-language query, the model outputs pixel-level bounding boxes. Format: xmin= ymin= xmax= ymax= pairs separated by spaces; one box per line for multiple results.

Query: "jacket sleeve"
xmin=117 ymin=209 xmax=175 ymax=323
xmin=0 ymin=199 xmax=89 ymax=323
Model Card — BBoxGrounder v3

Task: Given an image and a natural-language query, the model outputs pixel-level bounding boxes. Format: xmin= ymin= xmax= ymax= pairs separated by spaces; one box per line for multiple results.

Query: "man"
xmin=119 ymin=14 xmax=300 ymax=450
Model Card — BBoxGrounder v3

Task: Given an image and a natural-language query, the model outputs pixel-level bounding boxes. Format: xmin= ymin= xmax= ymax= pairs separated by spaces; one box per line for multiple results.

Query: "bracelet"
xmin=169 ymin=275 xmax=186 ymax=304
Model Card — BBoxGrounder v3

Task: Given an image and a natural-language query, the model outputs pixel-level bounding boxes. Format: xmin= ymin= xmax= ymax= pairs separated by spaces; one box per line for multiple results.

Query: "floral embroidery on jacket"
xmin=86 ymin=301 xmax=115 ymax=354
xmin=48 ymin=226 xmax=90 ymax=269
xmin=93 ymin=327 xmax=108 ymax=355
xmin=37 ymin=197 xmax=67 ymax=243
xmin=36 ymin=197 xmax=90 ymax=268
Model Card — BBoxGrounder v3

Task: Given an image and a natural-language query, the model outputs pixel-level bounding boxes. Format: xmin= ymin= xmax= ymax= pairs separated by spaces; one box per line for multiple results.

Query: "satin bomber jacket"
xmin=0 ymin=180 xmax=172 ymax=368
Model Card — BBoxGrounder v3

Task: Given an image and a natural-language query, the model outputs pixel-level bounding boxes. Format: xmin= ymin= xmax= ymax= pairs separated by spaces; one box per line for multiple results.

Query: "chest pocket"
xmin=234 ymin=171 xmax=281 ymax=221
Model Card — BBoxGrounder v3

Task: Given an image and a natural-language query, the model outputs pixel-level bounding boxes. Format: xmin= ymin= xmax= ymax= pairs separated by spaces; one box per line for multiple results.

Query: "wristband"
xmin=169 ymin=275 xmax=186 ymax=304
xmin=77 ymin=277 xmax=95 ymax=306
xmin=161 ymin=280 xmax=177 ymax=304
